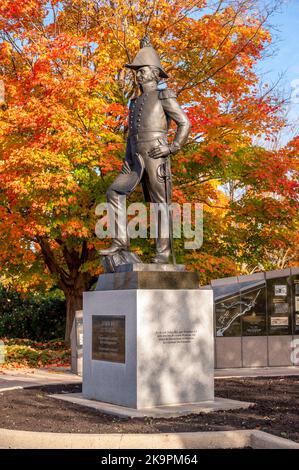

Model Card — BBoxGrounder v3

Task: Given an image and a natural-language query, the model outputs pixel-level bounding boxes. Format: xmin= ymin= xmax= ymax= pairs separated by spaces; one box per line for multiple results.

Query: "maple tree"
xmin=0 ymin=0 xmax=297 ymax=340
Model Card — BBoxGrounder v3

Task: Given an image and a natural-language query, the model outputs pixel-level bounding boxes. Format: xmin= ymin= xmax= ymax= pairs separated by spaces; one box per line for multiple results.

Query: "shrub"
xmin=2 ymin=339 xmax=70 ymax=367
xmin=0 ymin=286 xmax=66 ymax=340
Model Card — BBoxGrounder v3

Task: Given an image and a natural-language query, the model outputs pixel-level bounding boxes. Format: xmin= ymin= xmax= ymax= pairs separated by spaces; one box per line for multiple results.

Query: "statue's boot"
xmin=152 ymin=237 xmax=170 ymax=264
xmin=100 ymin=188 xmax=129 ymax=256
xmin=99 ymin=239 xmax=129 ymax=256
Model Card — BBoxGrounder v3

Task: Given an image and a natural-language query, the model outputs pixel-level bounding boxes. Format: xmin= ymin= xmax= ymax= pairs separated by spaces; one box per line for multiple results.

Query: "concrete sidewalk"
xmin=0 ymin=366 xmax=298 ymax=392
xmin=0 ymin=367 xmax=81 ymax=391
xmin=0 ymin=428 xmax=298 ymax=449
xmin=215 ymin=366 xmax=299 ymax=379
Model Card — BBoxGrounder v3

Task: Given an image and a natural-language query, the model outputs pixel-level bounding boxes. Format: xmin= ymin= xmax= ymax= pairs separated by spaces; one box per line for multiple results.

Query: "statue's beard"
xmin=137 ymin=77 xmax=159 ymax=90
xmin=137 ymin=77 xmax=154 ymax=84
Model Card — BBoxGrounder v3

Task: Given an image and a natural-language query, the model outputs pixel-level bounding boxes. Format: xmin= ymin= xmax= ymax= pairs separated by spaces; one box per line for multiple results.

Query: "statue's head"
xmin=125 ymin=35 xmax=168 ymax=81
xmin=135 ymin=65 xmax=161 ymax=85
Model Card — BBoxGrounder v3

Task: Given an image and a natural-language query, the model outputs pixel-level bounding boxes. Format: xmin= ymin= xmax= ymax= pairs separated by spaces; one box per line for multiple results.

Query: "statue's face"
xmin=136 ymin=66 xmax=156 ymax=84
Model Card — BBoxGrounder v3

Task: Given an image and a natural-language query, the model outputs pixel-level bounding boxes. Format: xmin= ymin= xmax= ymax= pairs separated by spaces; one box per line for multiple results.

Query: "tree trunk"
xmin=64 ymin=289 xmax=84 ymax=345
xmin=37 ymin=237 xmax=98 ymax=344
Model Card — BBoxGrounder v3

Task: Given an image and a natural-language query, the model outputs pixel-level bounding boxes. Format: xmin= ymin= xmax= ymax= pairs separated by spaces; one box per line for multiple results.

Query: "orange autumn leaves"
xmin=0 ymin=0 xmax=297 ymax=295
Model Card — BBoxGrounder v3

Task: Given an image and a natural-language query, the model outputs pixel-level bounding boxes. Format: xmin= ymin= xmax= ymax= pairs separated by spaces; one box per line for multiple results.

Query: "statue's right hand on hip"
xmin=148 ymin=142 xmax=180 ymax=159
xmin=148 ymin=144 xmax=171 ymax=159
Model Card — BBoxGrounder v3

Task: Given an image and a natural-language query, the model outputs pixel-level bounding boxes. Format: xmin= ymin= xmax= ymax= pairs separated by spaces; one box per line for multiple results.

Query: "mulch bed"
xmin=0 ymin=376 xmax=298 ymax=442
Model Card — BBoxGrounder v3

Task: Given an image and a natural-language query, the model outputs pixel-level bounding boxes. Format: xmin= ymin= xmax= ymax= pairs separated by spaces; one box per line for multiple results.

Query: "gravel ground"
xmin=0 ymin=376 xmax=298 ymax=442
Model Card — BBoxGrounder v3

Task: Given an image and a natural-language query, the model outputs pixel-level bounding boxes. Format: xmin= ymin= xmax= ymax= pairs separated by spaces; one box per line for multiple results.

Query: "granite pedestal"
xmin=83 ymin=265 xmax=214 ymax=409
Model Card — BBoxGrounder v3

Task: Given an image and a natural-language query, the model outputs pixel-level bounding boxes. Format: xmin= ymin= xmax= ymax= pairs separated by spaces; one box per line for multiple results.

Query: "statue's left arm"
xmin=148 ymin=89 xmax=191 ymax=159
xmin=160 ymin=88 xmax=191 ymax=153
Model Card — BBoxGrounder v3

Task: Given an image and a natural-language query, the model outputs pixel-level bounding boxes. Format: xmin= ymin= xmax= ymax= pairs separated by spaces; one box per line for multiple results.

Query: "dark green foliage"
xmin=0 ymin=286 xmax=66 ymax=340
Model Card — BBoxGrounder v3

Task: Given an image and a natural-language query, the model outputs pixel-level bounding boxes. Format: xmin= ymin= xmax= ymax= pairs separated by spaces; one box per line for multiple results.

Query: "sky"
xmin=258 ymin=0 xmax=299 ymax=145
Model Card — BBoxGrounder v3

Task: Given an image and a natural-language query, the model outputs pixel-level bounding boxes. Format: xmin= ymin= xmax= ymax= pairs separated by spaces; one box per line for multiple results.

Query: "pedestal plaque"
xmin=92 ymin=315 xmax=125 ymax=363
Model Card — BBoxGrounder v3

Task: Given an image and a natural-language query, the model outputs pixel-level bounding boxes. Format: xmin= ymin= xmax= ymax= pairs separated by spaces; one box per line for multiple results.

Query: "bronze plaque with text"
xmin=92 ymin=316 xmax=125 ymax=363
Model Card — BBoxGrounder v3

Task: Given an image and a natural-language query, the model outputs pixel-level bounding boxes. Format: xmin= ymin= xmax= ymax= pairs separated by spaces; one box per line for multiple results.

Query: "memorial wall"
xmin=212 ymin=268 xmax=299 ymax=368
xmin=214 ymin=273 xmax=298 ymax=337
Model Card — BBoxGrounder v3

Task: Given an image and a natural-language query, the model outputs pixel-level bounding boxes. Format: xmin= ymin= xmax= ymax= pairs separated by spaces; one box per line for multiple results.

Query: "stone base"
xmin=96 ymin=263 xmax=197 ymax=290
xmin=51 ymin=393 xmax=254 ymax=418
xmin=115 ymin=263 xmax=186 ymax=272
xmin=83 ymin=287 xmax=214 ymax=409
xmin=95 ymin=271 xmax=200 ymax=290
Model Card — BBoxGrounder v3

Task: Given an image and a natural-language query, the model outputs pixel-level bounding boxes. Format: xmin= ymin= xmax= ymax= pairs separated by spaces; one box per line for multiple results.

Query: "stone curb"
xmin=0 ymin=428 xmax=298 ymax=449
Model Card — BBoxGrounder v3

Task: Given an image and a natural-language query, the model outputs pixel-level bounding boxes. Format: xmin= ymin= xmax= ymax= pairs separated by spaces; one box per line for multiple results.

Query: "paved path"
xmin=0 ymin=367 xmax=81 ymax=391
xmin=0 ymin=366 xmax=298 ymax=392
xmin=0 ymin=367 xmax=299 ymax=392
xmin=215 ymin=366 xmax=299 ymax=379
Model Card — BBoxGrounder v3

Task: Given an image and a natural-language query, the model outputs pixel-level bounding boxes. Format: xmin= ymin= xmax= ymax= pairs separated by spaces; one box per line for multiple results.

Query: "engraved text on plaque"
xmin=92 ymin=315 xmax=125 ymax=363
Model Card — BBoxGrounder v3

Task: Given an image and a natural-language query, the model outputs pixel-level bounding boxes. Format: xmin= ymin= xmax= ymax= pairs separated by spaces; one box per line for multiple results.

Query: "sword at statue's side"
xmin=164 ymin=158 xmax=176 ymax=265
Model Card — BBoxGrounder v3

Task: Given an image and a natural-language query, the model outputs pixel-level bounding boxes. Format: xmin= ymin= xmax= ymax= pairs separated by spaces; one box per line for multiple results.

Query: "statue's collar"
xmin=140 ymin=83 xmax=158 ymax=94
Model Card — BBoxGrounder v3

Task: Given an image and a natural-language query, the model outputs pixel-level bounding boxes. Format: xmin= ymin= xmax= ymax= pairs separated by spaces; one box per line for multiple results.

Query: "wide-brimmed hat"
xmin=125 ymin=35 xmax=168 ymax=79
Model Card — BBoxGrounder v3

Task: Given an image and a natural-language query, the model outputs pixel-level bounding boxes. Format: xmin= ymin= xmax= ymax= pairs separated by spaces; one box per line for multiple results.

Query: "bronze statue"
xmin=100 ymin=36 xmax=191 ymax=265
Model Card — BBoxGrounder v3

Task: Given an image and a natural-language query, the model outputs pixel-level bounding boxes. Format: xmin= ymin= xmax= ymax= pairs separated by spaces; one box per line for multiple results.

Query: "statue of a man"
xmin=100 ymin=36 xmax=191 ymax=264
